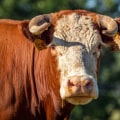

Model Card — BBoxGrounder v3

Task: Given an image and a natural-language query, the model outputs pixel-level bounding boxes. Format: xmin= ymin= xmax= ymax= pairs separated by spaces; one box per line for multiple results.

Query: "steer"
xmin=0 ymin=10 xmax=120 ymax=120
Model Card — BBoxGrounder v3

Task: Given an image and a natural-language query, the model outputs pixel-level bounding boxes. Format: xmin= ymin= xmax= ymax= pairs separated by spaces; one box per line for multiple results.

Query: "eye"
xmin=93 ymin=44 xmax=101 ymax=57
xmin=49 ymin=43 xmax=56 ymax=50
xmin=93 ymin=51 xmax=100 ymax=58
xmin=49 ymin=43 xmax=57 ymax=56
xmin=98 ymin=44 xmax=101 ymax=50
xmin=93 ymin=51 xmax=97 ymax=56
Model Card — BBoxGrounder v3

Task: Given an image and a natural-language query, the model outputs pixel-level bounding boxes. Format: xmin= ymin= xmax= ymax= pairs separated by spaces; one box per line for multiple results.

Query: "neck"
xmin=33 ymin=48 xmax=74 ymax=119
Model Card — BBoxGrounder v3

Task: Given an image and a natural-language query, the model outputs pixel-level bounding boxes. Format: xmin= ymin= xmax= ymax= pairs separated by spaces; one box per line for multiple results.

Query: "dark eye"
xmin=93 ymin=45 xmax=101 ymax=57
xmin=93 ymin=51 xmax=97 ymax=56
xmin=49 ymin=43 xmax=57 ymax=56
xmin=50 ymin=44 xmax=56 ymax=50
xmin=98 ymin=44 xmax=101 ymax=50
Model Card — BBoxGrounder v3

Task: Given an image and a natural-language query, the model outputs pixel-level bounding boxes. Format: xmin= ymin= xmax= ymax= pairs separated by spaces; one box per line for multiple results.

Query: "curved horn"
xmin=29 ymin=14 xmax=52 ymax=35
xmin=98 ymin=15 xmax=118 ymax=36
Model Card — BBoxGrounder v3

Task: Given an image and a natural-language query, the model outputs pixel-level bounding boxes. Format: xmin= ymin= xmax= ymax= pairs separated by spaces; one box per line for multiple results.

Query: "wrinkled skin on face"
xmin=52 ymin=13 xmax=103 ymax=105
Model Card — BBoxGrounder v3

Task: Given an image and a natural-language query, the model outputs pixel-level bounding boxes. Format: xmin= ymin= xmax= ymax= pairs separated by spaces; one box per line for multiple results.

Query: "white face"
xmin=52 ymin=13 xmax=103 ymax=105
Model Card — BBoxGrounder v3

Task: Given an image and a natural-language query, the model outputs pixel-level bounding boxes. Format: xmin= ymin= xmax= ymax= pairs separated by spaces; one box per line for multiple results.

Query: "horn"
xmin=29 ymin=14 xmax=52 ymax=35
xmin=98 ymin=15 xmax=118 ymax=36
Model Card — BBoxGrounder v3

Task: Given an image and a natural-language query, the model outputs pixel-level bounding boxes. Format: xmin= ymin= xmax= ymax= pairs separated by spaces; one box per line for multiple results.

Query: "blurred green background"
xmin=0 ymin=0 xmax=120 ymax=119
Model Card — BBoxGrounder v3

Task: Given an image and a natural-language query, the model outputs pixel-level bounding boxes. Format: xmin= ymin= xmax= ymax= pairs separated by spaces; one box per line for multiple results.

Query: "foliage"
xmin=0 ymin=0 xmax=120 ymax=119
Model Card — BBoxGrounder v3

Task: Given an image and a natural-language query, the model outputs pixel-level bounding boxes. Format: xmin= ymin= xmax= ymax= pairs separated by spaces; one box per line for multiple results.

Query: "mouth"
xmin=66 ymin=95 xmax=94 ymax=99
xmin=65 ymin=96 xmax=94 ymax=105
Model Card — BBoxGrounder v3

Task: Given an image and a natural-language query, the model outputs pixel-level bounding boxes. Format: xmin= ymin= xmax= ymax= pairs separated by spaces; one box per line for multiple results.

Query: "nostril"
xmin=67 ymin=76 xmax=93 ymax=91
xmin=85 ymin=80 xmax=93 ymax=91
xmin=68 ymin=80 xmax=75 ymax=87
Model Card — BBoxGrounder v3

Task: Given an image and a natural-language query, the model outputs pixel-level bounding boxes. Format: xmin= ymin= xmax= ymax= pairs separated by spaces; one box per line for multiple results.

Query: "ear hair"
xmin=110 ymin=18 xmax=120 ymax=51
xmin=101 ymin=18 xmax=120 ymax=51
xmin=22 ymin=19 xmax=53 ymax=51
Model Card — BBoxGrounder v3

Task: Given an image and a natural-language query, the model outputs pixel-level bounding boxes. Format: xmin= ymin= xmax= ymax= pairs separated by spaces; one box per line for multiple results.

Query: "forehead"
xmin=53 ymin=13 xmax=102 ymax=48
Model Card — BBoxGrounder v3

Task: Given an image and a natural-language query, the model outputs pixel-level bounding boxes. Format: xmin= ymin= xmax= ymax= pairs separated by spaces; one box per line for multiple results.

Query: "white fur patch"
xmin=53 ymin=13 xmax=102 ymax=105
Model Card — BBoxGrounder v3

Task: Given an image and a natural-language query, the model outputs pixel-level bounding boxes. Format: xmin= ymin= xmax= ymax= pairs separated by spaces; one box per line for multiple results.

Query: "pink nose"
xmin=67 ymin=76 xmax=93 ymax=95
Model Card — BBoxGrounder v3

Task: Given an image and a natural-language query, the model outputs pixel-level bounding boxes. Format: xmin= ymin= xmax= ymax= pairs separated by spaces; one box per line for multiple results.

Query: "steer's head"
xmin=29 ymin=10 xmax=119 ymax=105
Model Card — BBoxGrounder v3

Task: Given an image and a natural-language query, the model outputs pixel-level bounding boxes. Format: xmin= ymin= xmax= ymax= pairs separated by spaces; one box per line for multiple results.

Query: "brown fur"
xmin=0 ymin=10 xmax=119 ymax=120
xmin=0 ymin=19 xmax=73 ymax=120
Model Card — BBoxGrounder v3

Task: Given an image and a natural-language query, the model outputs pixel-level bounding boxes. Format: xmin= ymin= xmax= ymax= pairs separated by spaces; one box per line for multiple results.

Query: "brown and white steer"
xmin=0 ymin=10 xmax=120 ymax=120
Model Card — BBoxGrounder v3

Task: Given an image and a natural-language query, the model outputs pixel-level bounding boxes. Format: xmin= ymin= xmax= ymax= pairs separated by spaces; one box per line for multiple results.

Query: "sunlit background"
xmin=0 ymin=0 xmax=120 ymax=119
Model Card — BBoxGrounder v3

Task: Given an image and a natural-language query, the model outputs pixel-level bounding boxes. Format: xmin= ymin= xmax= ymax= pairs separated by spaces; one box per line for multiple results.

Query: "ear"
xmin=101 ymin=32 xmax=120 ymax=51
xmin=29 ymin=14 xmax=53 ymax=50
xmin=105 ymin=18 xmax=120 ymax=51
xmin=111 ymin=17 xmax=120 ymax=51
xmin=97 ymin=14 xmax=120 ymax=51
